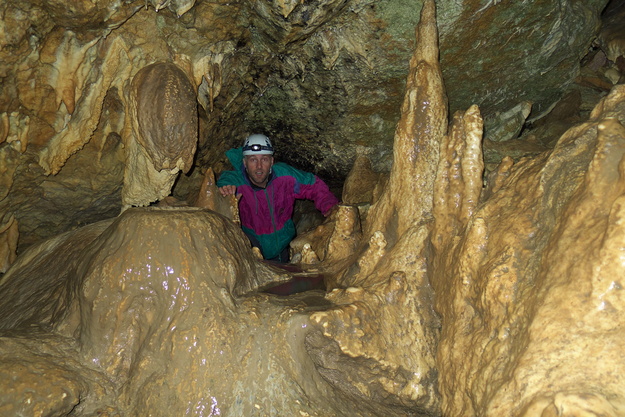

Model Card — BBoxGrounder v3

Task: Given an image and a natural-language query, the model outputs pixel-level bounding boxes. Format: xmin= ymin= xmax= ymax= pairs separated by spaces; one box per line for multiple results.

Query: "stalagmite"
xmin=432 ymin=104 xmax=484 ymax=250
xmin=432 ymin=85 xmax=625 ymax=417
xmin=290 ymin=203 xmax=361 ymax=267
xmin=298 ymin=1 xmax=444 ymax=413
xmin=191 ymin=167 xmax=240 ymax=224
xmin=363 ymin=0 xmax=447 ymax=242
xmin=341 ymin=149 xmax=386 ymax=207
xmin=2 ymin=0 xmax=625 ymax=416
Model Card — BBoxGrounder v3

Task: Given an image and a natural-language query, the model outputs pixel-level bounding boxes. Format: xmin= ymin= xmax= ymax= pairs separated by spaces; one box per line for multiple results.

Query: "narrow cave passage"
xmin=1 ymin=0 xmax=625 ymax=416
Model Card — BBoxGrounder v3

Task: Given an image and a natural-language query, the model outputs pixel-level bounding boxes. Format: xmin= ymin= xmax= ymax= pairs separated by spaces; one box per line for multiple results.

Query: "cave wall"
xmin=243 ymin=0 xmax=609 ymax=174
xmin=1 ymin=1 xmax=625 ymax=416
xmin=0 ymin=0 xmax=615 ymax=259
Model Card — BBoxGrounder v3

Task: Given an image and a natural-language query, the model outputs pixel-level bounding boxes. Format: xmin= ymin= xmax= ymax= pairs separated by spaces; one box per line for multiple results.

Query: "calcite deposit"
xmin=292 ymin=1 xmax=625 ymax=416
xmin=122 ymin=61 xmax=198 ymax=208
xmin=0 ymin=0 xmax=616 ymax=261
xmin=429 ymin=86 xmax=625 ymax=415
xmin=2 ymin=1 xmax=625 ymax=417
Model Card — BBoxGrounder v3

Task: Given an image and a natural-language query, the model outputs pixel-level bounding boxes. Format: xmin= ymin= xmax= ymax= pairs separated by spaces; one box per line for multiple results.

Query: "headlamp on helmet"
xmin=242 ymin=134 xmax=274 ymax=156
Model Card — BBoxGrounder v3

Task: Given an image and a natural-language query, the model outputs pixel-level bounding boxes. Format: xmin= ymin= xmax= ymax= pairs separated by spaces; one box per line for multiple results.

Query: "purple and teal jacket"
xmin=217 ymin=147 xmax=339 ymax=260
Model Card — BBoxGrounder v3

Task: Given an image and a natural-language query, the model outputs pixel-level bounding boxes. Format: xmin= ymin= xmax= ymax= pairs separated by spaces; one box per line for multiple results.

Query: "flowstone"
xmin=2 ymin=1 xmax=625 ymax=416
xmin=292 ymin=1 xmax=625 ymax=415
xmin=0 ymin=208 xmax=334 ymax=416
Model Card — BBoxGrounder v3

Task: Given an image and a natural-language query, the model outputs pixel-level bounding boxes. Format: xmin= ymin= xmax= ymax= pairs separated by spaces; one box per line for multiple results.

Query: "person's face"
xmin=244 ymin=154 xmax=274 ymax=187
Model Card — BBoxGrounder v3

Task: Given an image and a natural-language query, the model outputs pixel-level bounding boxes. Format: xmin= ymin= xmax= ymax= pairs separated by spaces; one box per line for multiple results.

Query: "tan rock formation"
xmin=293 ymin=1 xmax=625 ymax=416
xmin=0 ymin=213 xmax=18 ymax=273
xmin=131 ymin=62 xmax=197 ymax=173
xmin=341 ymin=149 xmax=386 ymax=206
xmin=191 ymin=167 xmax=240 ymax=225
xmin=0 ymin=208 xmax=306 ymax=416
xmin=122 ymin=62 xmax=198 ymax=208
xmin=2 ymin=1 xmax=625 ymax=417
xmin=432 ymin=86 xmax=625 ymax=417
xmin=298 ymin=2 xmax=445 ymax=413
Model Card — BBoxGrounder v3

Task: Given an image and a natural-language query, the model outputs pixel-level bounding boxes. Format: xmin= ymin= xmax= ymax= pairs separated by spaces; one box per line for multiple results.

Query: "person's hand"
xmin=218 ymin=185 xmax=237 ymax=196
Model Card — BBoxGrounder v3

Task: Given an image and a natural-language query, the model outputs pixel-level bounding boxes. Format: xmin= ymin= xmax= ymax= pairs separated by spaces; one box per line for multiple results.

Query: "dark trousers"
xmin=270 ymin=246 xmax=290 ymax=263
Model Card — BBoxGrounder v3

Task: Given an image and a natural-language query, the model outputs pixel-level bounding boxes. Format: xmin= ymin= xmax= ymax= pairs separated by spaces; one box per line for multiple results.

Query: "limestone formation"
xmin=121 ymin=62 xmax=199 ymax=208
xmin=431 ymin=85 xmax=625 ymax=416
xmin=0 ymin=208 xmax=304 ymax=416
xmin=131 ymin=62 xmax=198 ymax=174
xmin=298 ymin=2 xmax=446 ymax=412
xmin=293 ymin=1 xmax=625 ymax=416
xmin=0 ymin=0 xmax=615 ymax=259
xmin=341 ymin=150 xmax=386 ymax=207
xmin=191 ymin=167 xmax=240 ymax=225
xmin=2 ymin=1 xmax=625 ymax=417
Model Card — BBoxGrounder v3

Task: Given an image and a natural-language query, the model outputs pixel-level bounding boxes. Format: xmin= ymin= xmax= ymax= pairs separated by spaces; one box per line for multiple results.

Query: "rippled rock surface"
xmin=0 ymin=208 xmax=333 ymax=416
xmin=2 ymin=1 xmax=625 ymax=416
xmin=0 ymin=0 xmax=614 ymax=257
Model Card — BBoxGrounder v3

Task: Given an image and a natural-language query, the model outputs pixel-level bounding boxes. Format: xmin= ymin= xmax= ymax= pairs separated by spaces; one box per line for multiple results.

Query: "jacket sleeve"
xmin=216 ymin=169 xmax=243 ymax=188
xmin=295 ymin=175 xmax=339 ymax=216
xmin=217 ymin=147 xmax=246 ymax=188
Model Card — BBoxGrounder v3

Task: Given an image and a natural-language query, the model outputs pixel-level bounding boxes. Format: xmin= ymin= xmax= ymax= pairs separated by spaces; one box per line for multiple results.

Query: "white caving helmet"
xmin=242 ymin=134 xmax=274 ymax=156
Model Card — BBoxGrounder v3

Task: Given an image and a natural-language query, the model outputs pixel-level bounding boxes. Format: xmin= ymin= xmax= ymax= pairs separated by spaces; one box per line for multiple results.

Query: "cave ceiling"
xmin=0 ymin=0 xmax=622 ymax=254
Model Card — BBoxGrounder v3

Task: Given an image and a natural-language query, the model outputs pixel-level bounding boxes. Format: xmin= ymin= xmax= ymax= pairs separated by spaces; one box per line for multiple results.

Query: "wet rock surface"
xmin=0 ymin=208 xmax=327 ymax=416
xmin=122 ymin=61 xmax=198 ymax=208
xmin=432 ymin=86 xmax=625 ymax=417
xmin=1 ymin=0 xmax=625 ymax=416
xmin=0 ymin=0 xmax=621 ymax=254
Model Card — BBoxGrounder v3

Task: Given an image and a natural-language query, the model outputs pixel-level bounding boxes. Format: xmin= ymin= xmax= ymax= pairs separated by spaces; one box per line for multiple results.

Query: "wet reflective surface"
xmin=2 ymin=2 xmax=625 ymax=415
xmin=262 ymin=261 xmax=326 ymax=295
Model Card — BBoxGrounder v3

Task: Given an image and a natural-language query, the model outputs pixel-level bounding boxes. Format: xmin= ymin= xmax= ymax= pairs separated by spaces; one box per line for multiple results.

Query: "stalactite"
xmin=122 ymin=62 xmax=198 ymax=208
xmin=2 ymin=1 xmax=625 ymax=416
xmin=38 ymin=35 xmax=132 ymax=175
